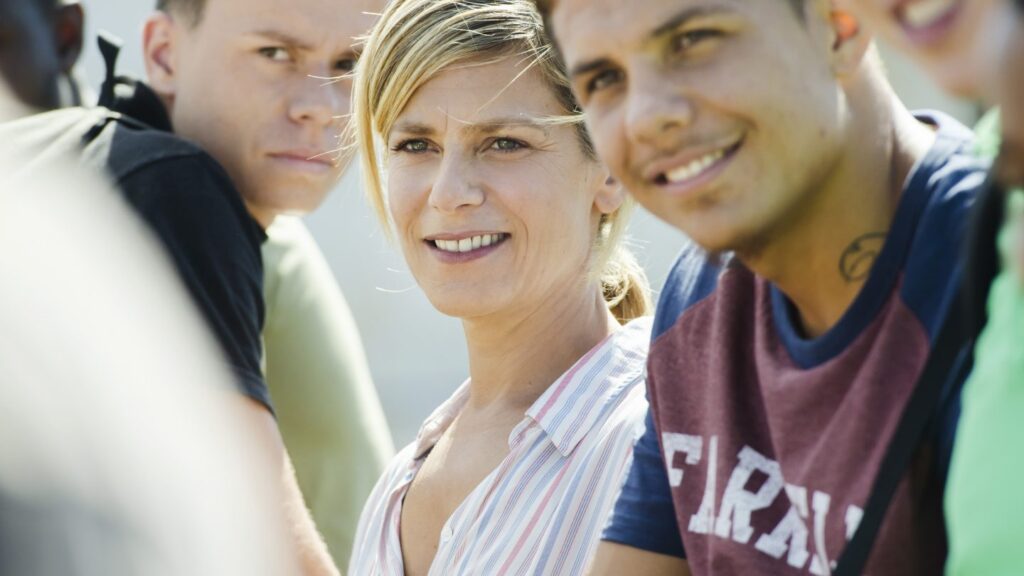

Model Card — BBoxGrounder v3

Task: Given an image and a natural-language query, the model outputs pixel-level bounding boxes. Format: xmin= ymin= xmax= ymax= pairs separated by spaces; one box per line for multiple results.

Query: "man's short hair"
xmin=155 ymin=0 xmax=206 ymax=26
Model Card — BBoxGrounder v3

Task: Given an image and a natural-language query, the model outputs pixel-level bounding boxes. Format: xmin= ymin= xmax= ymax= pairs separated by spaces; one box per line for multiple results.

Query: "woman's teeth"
xmin=433 ymin=234 xmax=504 ymax=253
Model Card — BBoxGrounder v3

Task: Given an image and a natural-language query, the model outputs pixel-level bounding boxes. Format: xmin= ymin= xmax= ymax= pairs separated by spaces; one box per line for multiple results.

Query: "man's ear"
xmin=54 ymin=3 xmax=84 ymax=74
xmin=143 ymin=12 xmax=180 ymax=100
xmin=593 ymin=166 xmax=626 ymax=216
xmin=829 ymin=1 xmax=873 ymax=79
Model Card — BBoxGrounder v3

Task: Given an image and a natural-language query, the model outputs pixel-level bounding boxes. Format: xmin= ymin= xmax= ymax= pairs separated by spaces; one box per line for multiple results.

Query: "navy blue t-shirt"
xmin=603 ymin=112 xmax=987 ymax=573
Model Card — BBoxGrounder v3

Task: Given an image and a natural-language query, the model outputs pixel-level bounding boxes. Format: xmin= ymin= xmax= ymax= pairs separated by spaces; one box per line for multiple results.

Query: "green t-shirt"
xmin=262 ymin=217 xmax=394 ymax=569
xmin=945 ymin=110 xmax=1024 ymax=575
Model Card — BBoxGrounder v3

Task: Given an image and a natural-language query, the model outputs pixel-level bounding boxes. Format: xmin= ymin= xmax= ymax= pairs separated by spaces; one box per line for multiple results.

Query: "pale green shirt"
xmin=263 ymin=217 xmax=394 ymax=568
xmin=945 ymin=110 xmax=1024 ymax=575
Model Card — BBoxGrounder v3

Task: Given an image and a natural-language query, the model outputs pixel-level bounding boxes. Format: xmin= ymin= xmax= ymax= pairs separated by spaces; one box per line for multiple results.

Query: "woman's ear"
xmin=593 ymin=165 xmax=626 ymax=215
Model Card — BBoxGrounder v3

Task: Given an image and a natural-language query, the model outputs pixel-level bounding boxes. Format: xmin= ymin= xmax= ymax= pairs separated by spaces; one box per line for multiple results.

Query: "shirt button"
xmin=441 ymin=524 xmax=454 ymax=543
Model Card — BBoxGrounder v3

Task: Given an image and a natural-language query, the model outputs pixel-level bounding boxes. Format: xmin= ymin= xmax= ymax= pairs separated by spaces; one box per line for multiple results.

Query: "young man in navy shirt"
xmin=536 ymin=0 xmax=988 ymax=573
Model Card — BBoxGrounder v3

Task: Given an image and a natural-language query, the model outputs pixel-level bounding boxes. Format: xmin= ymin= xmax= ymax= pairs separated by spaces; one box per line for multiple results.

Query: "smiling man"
xmin=535 ymin=0 xmax=988 ymax=574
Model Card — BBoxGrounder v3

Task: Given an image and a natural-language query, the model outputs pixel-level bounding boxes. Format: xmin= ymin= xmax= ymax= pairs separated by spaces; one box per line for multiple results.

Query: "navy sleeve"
xmin=119 ymin=155 xmax=272 ymax=413
xmin=602 ymin=408 xmax=686 ymax=558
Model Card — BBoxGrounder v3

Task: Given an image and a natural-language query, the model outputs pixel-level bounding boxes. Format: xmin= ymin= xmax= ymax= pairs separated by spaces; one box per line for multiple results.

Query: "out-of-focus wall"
xmin=81 ymin=2 xmax=979 ymax=445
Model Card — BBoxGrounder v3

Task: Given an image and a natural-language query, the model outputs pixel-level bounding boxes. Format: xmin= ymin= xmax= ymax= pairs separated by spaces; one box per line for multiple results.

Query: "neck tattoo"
xmin=839 ymin=232 xmax=886 ymax=283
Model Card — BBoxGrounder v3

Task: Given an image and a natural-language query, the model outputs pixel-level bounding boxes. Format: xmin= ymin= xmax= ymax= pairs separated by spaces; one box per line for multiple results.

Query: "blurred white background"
xmin=80 ymin=1 xmax=978 ymax=445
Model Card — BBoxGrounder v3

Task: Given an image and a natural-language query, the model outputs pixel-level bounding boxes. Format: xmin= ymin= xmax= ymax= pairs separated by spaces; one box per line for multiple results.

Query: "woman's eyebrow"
xmin=390 ymin=121 xmax=435 ymax=137
xmin=461 ymin=117 xmax=551 ymax=136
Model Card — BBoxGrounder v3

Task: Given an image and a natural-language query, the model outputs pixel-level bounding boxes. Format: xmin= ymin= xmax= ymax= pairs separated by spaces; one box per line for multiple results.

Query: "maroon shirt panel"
xmin=648 ymin=264 xmax=945 ymax=575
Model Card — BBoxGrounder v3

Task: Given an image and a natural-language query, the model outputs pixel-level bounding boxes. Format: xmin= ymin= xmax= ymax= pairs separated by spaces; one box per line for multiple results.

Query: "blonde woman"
xmin=347 ymin=0 xmax=654 ymax=574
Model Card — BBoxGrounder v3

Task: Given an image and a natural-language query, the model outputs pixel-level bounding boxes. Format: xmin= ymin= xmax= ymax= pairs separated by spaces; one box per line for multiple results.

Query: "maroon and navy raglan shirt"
xmin=602 ymin=112 xmax=989 ymax=574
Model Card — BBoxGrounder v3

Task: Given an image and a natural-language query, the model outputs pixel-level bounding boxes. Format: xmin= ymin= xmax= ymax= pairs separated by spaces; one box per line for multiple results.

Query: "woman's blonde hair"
xmin=352 ymin=0 xmax=651 ymax=321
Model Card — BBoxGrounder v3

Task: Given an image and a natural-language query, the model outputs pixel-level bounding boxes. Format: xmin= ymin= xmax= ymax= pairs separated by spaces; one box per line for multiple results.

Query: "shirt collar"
xmin=411 ymin=317 xmax=652 ymax=461
xmin=523 ymin=316 xmax=651 ymax=457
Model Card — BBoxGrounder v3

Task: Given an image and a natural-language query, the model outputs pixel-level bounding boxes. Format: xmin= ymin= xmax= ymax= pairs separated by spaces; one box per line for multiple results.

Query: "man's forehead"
xmin=205 ymin=0 xmax=380 ymax=43
xmin=552 ymin=0 xmax=723 ymax=61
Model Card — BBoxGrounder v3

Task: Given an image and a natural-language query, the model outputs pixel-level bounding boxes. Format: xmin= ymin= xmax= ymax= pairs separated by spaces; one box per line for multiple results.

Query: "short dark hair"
xmin=155 ymin=0 xmax=206 ymax=26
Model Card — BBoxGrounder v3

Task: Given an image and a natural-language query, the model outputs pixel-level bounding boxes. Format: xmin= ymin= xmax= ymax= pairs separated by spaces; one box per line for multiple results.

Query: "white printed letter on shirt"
xmin=714 ymin=446 xmax=784 ymax=544
xmin=754 ymin=484 xmax=812 ymax=569
xmin=689 ymin=435 xmax=718 ymax=534
xmin=662 ymin=433 xmax=702 ymax=488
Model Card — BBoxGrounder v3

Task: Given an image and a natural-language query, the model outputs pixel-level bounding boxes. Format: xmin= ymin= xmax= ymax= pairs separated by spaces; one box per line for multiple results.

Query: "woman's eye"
xmin=393 ymin=139 xmax=430 ymax=153
xmin=490 ymin=138 xmax=526 ymax=152
xmin=586 ymin=69 xmax=623 ymax=96
xmin=258 ymin=47 xmax=292 ymax=62
xmin=672 ymin=29 xmax=722 ymax=53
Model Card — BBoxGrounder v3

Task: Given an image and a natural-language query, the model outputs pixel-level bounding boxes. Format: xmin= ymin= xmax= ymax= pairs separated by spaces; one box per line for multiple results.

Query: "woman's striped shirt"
xmin=348 ymin=317 xmax=652 ymax=576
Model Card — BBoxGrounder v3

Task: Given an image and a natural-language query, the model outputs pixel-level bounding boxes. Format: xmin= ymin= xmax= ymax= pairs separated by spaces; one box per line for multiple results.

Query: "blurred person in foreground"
xmin=0 ymin=81 xmax=296 ymax=576
xmin=535 ymin=0 xmax=989 ymax=573
xmin=0 ymin=0 xmax=387 ymax=572
xmin=0 ymin=0 xmax=394 ymax=564
xmin=850 ymin=0 xmax=1024 ymax=573
xmin=347 ymin=0 xmax=654 ymax=573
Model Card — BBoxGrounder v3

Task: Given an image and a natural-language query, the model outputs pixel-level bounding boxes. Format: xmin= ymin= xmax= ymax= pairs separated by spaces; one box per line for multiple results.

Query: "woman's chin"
xmin=424 ymin=295 xmax=500 ymax=321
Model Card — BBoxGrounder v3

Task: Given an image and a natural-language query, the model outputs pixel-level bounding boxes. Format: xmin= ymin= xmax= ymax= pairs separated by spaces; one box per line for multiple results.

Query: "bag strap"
xmin=964 ymin=175 xmax=1005 ymax=338
xmin=97 ymin=31 xmax=123 ymax=109
xmin=833 ymin=289 xmax=971 ymax=576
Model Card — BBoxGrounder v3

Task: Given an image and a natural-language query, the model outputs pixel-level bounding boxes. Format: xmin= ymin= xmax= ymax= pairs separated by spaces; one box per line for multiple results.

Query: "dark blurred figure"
xmin=0 ymin=0 xmax=83 ymax=110
xmin=925 ymin=1 xmax=1024 ymax=574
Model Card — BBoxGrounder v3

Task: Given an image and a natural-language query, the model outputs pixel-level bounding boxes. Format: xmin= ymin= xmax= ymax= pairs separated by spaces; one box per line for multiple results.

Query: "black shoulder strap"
xmin=97 ymin=31 xmax=123 ymax=109
xmin=964 ymin=175 xmax=1005 ymax=338
xmin=833 ymin=289 xmax=971 ymax=575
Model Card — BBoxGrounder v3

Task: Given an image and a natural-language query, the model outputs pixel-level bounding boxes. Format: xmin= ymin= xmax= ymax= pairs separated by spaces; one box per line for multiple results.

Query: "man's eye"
xmin=672 ymin=29 xmax=722 ymax=53
xmin=334 ymin=58 xmax=357 ymax=73
xmin=490 ymin=138 xmax=526 ymax=152
xmin=257 ymin=47 xmax=292 ymax=62
xmin=392 ymin=139 xmax=430 ymax=153
xmin=586 ymin=69 xmax=623 ymax=96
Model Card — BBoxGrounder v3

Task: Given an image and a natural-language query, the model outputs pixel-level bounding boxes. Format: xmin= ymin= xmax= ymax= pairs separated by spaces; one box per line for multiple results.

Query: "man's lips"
xmin=643 ymin=135 xmax=741 ymax=181
xmin=268 ymin=151 xmax=338 ymax=170
xmin=641 ymin=136 xmax=744 ymax=186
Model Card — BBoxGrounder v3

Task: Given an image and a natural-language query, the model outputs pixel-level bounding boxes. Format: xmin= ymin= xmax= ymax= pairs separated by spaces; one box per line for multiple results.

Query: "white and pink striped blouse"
xmin=348 ymin=317 xmax=652 ymax=576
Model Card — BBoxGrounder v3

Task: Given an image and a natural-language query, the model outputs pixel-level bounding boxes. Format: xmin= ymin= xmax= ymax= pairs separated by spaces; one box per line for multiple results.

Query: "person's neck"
xmin=741 ymin=75 xmax=935 ymax=339
xmin=460 ymin=285 xmax=619 ymax=417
